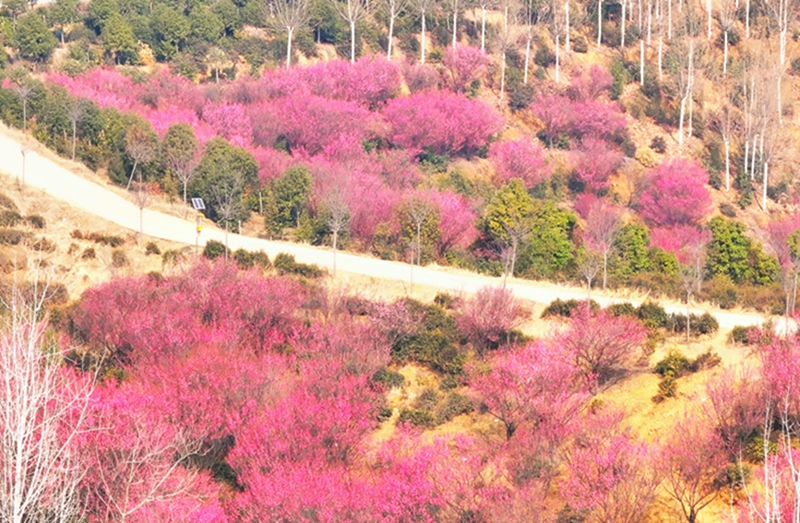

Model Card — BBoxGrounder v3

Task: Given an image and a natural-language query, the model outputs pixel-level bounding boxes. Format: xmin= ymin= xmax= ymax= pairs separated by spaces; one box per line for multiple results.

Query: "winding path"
xmin=0 ymin=125 xmax=775 ymax=329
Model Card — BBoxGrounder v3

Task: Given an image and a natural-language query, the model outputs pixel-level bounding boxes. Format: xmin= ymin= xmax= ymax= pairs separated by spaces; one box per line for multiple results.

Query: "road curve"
xmin=0 ymin=125 xmax=776 ymax=329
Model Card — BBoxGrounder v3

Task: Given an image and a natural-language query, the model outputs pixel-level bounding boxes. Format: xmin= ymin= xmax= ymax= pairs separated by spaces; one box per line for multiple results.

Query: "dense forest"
xmin=3 ymin=0 xmax=800 ymax=519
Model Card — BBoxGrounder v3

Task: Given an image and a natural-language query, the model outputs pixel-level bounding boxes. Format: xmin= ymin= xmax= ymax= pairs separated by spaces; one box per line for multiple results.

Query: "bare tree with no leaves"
xmin=210 ymin=170 xmax=245 ymax=259
xmin=267 ymin=0 xmax=310 ymax=68
xmin=67 ymin=98 xmax=86 ymax=161
xmin=406 ymin=196 xmax=433 ymax=267
xmin=585 ymin=201 xmax=621 ymax=291
xmin=331 ymin=0 xmax=371 ymax=63
xmin=0 ymin=279 xmax=97 ymax=523
xmin=323 ymin=190 xmax=350 ymax=277
xmin=578 ymin=249 xmax=603 ymax=301
xmin=381 ymin=0 xmax=409 ymax=59
xmin=11 ymin=82 xmax=33 ymax=133
xmin=678 ymin=235 xmax=708 ymax=342
xmin=413 ymin=0 xmax=438 ymax=64
xmin=124 ymin=125 xmax=157 ymax=191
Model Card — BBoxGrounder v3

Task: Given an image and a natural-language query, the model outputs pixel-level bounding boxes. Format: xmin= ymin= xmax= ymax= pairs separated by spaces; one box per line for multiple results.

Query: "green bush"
xmin=667 ymin=312 xmax=719 ymax=336
xmin=636 ymin=301 xmax=669 ymax=329
xmin=744 ymin=436 xmax=777 ymax=463
xmin=434 ymin=392 xmax=474 ymax=424
xmin=273 ymin=252 xmax=324 ymax=278
xmin=25 ymin=215 xmax=45 ymax=229
xmin=371 ymin=367 xmax=405 ymax=389
xmin=607 ymin=302 xmax=636 ymax=317
xmin=203 ymin=239 xmax=226 ymax=259
xmin=654 ymin=350 xmax=691 ymax=377
xmin=533 ymin=45 xmax=555 ymax=67
xmin=730 ymin=325 xmax=757 ymax=345
xmin=111 ymin=250 xmax=129 ymax=267
xmin=541 ymin=298 xmax=599 ymax=318
xmin=653 ymin=374 xmax=678 ymax=402
xmin=414 ymin=388 xmax=440 ymax=412
xmin=0 ymin=229 xmax=31 ymax=245
xmin=161 ymin=249 xmax=185 ymax=266
xmin=650 ymin=136 xmax=667 ymax=153
xmin=233 ymin=249 xmax=271 ymax=270
xmin=0 ymin=210 xmax=22 ymax=227
xmin=397 ymin=408 xmax=435 ymax=428
xmin=389 ymin=299 xmax=463 ymax=375
xmin=145 ymin=242 xmax=161 ymax=255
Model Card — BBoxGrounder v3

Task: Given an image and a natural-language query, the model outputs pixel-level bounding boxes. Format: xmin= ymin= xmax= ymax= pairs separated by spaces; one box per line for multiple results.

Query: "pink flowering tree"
xmin=530 ymin=95 xmax=572 ymax=147
xmin=639 ymin=159 xmax=713 ymax=227
xmin=572 ymin=138 xmax=622 ymax=194
xmin=468 ymin=341 xmax=589 ymax=440
xmin=456 ymin=286 xmax=528 ymax=355
xmin=442 ymin=45 xmax=488 ymax=93
xmin=427 ymin=190 xmax=478 ymax=255
xmin=488 ymin=138 xmax=550 ymax=189
xmin=567 ymin=65 xmax=614 ymax=101
xmin=554 ymin=304 xmax=647 ymax=388
xmin=383 ymin=91 xmax=503 ymax=156
xmin=562 ymin=410 xmax=661 ymax=523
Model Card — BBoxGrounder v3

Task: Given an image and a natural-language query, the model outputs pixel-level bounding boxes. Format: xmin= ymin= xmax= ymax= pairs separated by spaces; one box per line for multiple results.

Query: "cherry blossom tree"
xmin=554 ymin=303 xmax=647 ymax=387
xmin=442 ymin=45 xmax=488 ymax=93
xmin=456 ymin=286 xmax=528 ymax=355
xmin=573 ymin=138 xmax=622 ymax=194
xmin=639 ymin=159 xmax=712 ymax=227
xmin=488 ymin=138 xmax=550 ymax=190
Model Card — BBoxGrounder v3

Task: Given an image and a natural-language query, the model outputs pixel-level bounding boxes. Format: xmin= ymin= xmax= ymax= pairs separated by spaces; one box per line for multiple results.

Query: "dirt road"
xmin=0 ymin=124 xmax=779 ymax=329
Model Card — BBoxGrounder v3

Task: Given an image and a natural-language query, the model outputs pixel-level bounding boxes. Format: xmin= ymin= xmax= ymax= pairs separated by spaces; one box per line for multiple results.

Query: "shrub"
xmin=607 ymin=302 xmax=637 ymax=317
xmin=0 ymin=229 xmax=31 ymax=245
xmin=273 ymin=253 xmax=324 ymax=278
xmin=0 ymin=194 xmax=17 ymax=212
xmin=145 ymin=242 xmax=161 ymax=255
xmin=371 ymin=367 xmax=405 ymax=389
xmin=572 ymin=35 xmax=588 ymax=53
xmin=161 ymin=249 xmax=185 ymax=266
xmin=650 ymin=136 xmax=667 ymax=153
xmin=0 ymin=210 xmax=22 ymax=227
xmin=414 ymin=388 xmax=440 ymax=412
xmin=534 ymin=45 xmax=555 ymax=67
xmin=743 ymin=436 xmax=777 ymax=463
xmin=25 ymin=215 xmax=45 ymax=229
xmin=792 ymin=56 xmax=800 ymax=76
xmin=667 ymin=312 xmax=719 ymax=336
xmin=541 ymin=298 xmax=599 ymax=318
xmin=508 ymin=82 xmax=534 ymax=112
xmin=653 ymin=374 xmax=678 ymax=402
xmin=81 ymin=247 xmax=96 ymax=259
xmin=203 ymin=240 xmax=226 ymax=260
xmin=654 ymin=350 xmax=691 ymax=377
xmin=31 ymin=237 xmax=55 ymax=252
xmin=730 ymin=325 xmax=757 ymax=345
xmin=433 ymin=292 xmax=458 ymax=309
xmin=397 ymin=408 xmax=435 ymax=428
xmin=434 ymin=392 xmax=474 ymax=424
xmin=233 ymin=248 xmax=271 ymax=270
xmin=111 ymin=250 xmax=129 ymax=268
xmin=636 ymin=301 xmax=668 ymax=329
xmin=635 ymin=147 xmax=657 ymax=168
xmin=719 ymin=203 xmax=737 ymax=218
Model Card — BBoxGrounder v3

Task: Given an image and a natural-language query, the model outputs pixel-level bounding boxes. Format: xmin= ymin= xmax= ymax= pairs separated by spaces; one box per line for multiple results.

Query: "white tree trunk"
xmin=452 ymin=9 xmax=458 ymax=48
xmin=723 ymin=30 xmax=728 ymax=74
xmin=668 ymin=0 xmax=672 ymax=39
xmin=744 ymin=140 xmax=749 ymax=176
xmin=622 ymin=0 xmax=626 ymax=47
xmin=598 ymin=0 xmax=602 ymax=46
xmin=679 ymin=95 xmax=686 ymax=145
xmin=647 ymin=1 xmax=652 ymax=43
xmin=751 ymin=135 xmax=758 ymax=180
xmin=388 ymin=11 xmax=395 ymax=59
xmin=763 ymin=161 xmax=769 ymax=211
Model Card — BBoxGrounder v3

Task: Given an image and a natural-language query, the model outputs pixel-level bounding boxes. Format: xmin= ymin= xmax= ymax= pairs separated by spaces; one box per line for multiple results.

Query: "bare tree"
xmin=498 ymin=0 xmax=517 ymax=95
xmin=586 ymin=202 xmax=621 ymax=291
xmin=718 ymin=0 xmax=735 ymax=74
xmin=11 ymin=82 xmax=33 ymax=133
xmin=381 ymin=0 xmax=409 ymax=58
xmin=578 ymin=249 xmax=603 ymax=301
xmin=209 ymin=170 xmax=245 ymax=259
xmin=19 ymin=142 xmax=29 ymax=189
xmin=406 ymin=196 xmax=433 ymax=267
xmin=124 ymin=125 xmax=157 ymax=191
xmin=678 ymin=235 xmax=708 ymax=342
xmin=205 ymin=47 xmax=231 ymax=82
xmin=322 ymin=190 xmax=350 ymax=276
xmin=501 ymin=219 xmax=531 ymax=286
xmin=413 ymin=0 xmax=438 ymax=63
xmin=65 ymin=100 xmax=86 ymax=162
xmin=521 ymin=0 xmax=540 ymax=83
xmin=447 ymin=0 xmax=462 ymax=47
xmin=162 ymin=124 xmax=199 ymax=217
xmin=133 ymin=180 xmax=150 ymax=244
xmin=267 ymin=0 xmax=309 ymax=68
xmin=0 ymin=279 xmax=96 ymax=523
xmin=475 ymin=0 xmax=497 ymax=51
xmin=331 ymin=0 xmax=371 ymax=63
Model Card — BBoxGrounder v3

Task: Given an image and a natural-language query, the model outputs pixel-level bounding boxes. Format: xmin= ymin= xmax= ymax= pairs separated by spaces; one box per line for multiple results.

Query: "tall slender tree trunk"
xmin=746 ymin=0 xmax=749 ymax=37
xmin=350 ymin=20 xmax=356 ymax=63
xmin=762 ymin=161 xmax=768 ymax=211
xmin=750 ymin=135 xmax=757 ymax=179
xmin=22 ymin=100 xmax=27 ymax=132
xmin=603 ymin=251 xmax=608 ymax=290
xmin=127 ymin=161 xmax=138 ymax=190
xmin=286 ymin=26 xmax=294 ymax=68
xmin=647 ymin=2 xmax=652 ymax=42
xmin=686 ymin=292 xmax=691 ymax=342
xmin=744 ymin=140 xmax=749 ymax=177
xmin=388 ymin=12 xmax=395 ymax=59
xmin=598 ymin=0 xmax=602 ymax=46
xmin=565 ymin=1 xmax=570 ymax=52
xmin=668 ymin=0 xmax=672 ymax=38
xmin=679 ymin=96 xmax=686 ymax=145
xmin=622 ymin=0 xmax=626 ymax=47
xmin=723 ymin=30 xmax=728 ymax=73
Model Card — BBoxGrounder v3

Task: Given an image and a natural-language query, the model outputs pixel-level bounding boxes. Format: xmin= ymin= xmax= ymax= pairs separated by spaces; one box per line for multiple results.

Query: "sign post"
xmin=191 ymin=198 xmax=206 ymax=259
